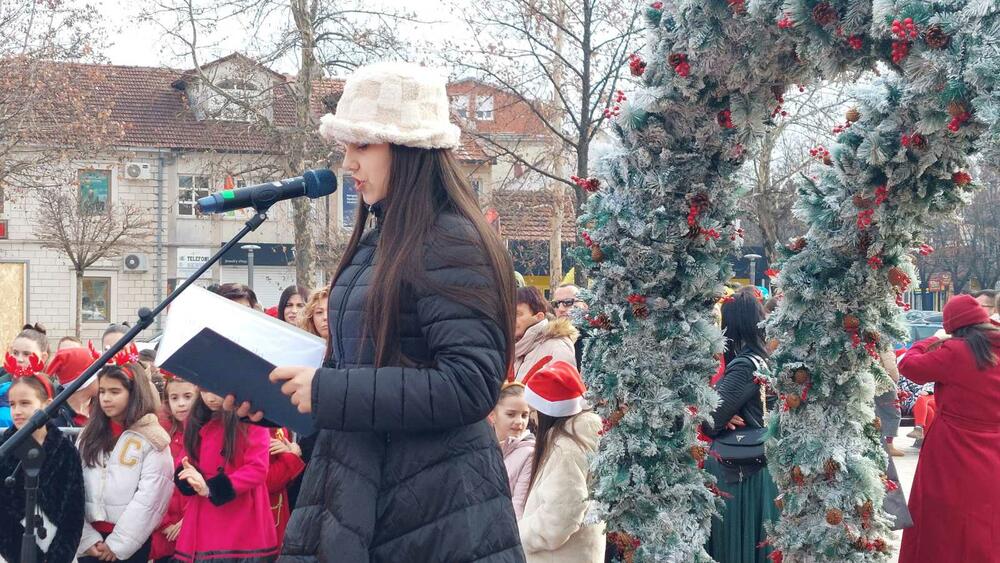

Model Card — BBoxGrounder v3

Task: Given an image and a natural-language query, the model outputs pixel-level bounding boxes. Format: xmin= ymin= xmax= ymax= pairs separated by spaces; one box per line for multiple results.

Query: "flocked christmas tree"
xmin=578 ymin=1 xmax=999 ymax=561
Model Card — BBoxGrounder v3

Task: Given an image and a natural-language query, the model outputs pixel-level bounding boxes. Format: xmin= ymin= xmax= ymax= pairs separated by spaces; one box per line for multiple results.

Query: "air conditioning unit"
xmin=124 ymin=162 xmax=152 ymax=180
xmin=123 ymin=253 xmax=149 ymax=273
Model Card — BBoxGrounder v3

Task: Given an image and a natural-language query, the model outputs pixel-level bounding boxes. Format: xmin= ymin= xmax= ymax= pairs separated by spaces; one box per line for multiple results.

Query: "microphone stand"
xmin=0 ymin=209 xmax=270 ymax=563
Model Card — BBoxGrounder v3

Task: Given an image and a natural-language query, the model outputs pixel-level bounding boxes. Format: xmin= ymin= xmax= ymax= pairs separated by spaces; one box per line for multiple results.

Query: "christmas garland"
xmin=578 ymin=1 xmax=999 ymax=561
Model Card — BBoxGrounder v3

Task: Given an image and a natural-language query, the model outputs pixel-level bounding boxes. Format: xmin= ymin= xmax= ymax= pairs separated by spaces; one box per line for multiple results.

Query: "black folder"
xmin=160 ymin=327 xmax=314 ymax=435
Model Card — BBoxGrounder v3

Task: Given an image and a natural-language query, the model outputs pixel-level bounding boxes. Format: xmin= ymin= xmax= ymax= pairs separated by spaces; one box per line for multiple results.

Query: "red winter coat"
xmin=174 ymin=419 xmax=278 ymax=562
xmin=150 ymin=425 xmax=188 ymax=561
xmin=266 ymin=428 xmax=305 ymax=545
xmin=898 ymin=335 xmax=1000 ymax=563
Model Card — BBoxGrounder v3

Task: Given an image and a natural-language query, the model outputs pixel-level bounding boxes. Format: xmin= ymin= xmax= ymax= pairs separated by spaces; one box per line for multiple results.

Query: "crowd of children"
xmin=0 ymin=280 xmax=612 ymax=563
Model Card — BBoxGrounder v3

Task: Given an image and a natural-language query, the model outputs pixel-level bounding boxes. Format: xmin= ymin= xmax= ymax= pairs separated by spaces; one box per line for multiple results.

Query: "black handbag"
xmin=710 ymin=354 xmax=770 ymax=470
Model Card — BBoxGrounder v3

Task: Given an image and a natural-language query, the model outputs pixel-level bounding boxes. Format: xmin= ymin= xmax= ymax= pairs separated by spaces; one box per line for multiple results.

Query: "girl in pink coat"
xmin=174 ymin=390 xmax=277 ymax=562
xmin=898 ymin=294 xmax=1000 ymax=563
xmin=492 ymin=377 xmax=535 ymax=519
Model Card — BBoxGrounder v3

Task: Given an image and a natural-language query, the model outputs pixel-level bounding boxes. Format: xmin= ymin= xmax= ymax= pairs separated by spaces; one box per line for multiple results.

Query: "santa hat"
xmin=47 ymin=347 xmax=97 ymax=386
xmin=522 ymin=360 xmax=587 ymax=417
xmin=943 ymin=294 xmax=992 ymax=333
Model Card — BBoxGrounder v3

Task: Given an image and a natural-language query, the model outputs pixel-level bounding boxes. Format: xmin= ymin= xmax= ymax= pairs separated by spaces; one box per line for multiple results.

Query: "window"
xmin=178 ymin=175 xmax=211 ymax=216
xmin=471 ymin=178 xmax=483 ymax=196
xmin=476 ymin=96 xmax=494 ymax=120
xmin=81 ymin=277 xmax=111 ymax=322
xmin=79 ymin=169 xmax=111 ymax=214
xmin=450 ymin=95 xmax=469 ymax=119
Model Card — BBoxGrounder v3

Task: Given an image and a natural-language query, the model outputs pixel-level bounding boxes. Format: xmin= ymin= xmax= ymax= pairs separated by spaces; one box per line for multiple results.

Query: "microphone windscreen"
xmin=303 ymin=169 xmax=337 ymax=198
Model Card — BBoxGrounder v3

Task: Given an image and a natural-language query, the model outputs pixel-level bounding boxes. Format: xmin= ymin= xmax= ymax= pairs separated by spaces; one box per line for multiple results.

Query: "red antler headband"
xmin=88 ymin=340 xmax=100 ymax=360
xmin=108 ymin=343 xmax=140 ymax=380
xmin=4 ymin=352 xmax=54 ymax=399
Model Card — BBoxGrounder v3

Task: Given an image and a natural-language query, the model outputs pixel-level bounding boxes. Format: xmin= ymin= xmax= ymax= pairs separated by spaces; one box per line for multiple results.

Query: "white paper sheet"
xmin=156 ymin=286 xmax=326 ymax=369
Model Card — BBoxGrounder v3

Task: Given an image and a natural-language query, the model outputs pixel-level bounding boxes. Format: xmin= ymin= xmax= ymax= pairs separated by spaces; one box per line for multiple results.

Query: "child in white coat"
xmin=519 ymin=360 xmax=605 ymax=562
xmin=75 ymin=349 xmax=173 ymax=563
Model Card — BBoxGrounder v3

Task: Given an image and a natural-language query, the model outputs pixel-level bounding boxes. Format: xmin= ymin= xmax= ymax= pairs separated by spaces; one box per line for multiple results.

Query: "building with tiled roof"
xmin=0 ymin=55 xmax=495 ymax=342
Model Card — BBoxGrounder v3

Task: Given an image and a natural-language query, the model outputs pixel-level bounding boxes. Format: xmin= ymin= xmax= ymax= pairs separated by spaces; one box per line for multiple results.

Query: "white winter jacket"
xmin=77 ymin=413 xmax=174 ymax=559
xmin=519 ymin=411 xmax=606 ymax=562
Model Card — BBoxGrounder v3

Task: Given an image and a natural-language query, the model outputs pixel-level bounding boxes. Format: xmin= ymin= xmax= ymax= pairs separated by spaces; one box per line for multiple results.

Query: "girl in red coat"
xmin=266 ymin=427 xmax=305 ymax=545
xmin=150 ymin=375 xmax=198 ymax=563
xmin=898 ymin=294 xmax=1000 ymax=563
xmin=174 ymin=390 xmax=277 ymax=562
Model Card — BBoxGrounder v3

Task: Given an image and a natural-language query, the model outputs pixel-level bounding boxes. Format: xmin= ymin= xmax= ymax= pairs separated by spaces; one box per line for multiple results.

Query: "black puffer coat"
xmin=0 ymin=424 xmax=86 ymax=563
xmin=280 ymin=205 xmax=524 ymax=563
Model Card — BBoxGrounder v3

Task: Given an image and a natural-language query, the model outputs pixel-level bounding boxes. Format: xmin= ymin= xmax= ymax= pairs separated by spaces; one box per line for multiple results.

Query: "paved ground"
xmin=889 ymin=427 xmax=921 ymax=562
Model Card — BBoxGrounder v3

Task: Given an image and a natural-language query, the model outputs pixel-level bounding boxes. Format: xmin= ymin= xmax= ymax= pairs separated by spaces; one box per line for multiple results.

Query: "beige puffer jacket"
xmin=519 ymin=411 xmax=605 ymax=562
xmin=513 ymin=318 xmax=578 ymax=381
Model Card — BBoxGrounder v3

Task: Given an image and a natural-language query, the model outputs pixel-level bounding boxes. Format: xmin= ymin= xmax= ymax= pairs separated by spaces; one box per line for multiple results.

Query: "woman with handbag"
xmin=703 ymin=288 xmax=779 ymax=563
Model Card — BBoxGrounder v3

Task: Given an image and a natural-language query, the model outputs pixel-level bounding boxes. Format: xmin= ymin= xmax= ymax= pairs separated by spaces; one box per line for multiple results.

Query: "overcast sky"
xmin=101 ymin=0 xmax=463 ymax=75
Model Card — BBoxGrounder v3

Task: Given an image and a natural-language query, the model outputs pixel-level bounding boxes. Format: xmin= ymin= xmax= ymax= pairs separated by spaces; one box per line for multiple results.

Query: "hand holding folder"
xmin=155 ymin=286 xmax=327 ymax=435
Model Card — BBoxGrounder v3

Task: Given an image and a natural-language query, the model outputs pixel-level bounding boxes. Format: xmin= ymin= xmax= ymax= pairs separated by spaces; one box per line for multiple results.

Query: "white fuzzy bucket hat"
xmin=319 ymin=61 xmax=461 ymax=150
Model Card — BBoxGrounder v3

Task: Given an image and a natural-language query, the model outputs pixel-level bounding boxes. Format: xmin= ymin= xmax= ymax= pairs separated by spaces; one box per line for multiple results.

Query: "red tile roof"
xmin=447 ymin=80 xmax=549 ymax=137
xmin=16 ymin=60 xmax=489 ymax=162
xmin=489 ymin=189 xmax=577 ymax=241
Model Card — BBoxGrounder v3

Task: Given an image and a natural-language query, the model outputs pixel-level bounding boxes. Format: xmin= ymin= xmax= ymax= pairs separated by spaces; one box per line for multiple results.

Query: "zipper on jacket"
xmin=335 ymin=244 xmax=377 ymax=367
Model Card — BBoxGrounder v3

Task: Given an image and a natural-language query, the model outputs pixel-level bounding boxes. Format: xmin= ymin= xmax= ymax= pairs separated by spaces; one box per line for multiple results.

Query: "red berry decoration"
xmin=628 ymin=53 xmax=646 ymax=77
xmin=727 ymin=0 xmax=745 ymax=13
xmin=848 ymin=35 xmax=864 ymax=50
xmin=953 ymin=171 xmax=972 ymax=186
xmin=650 ymin=1 xmax=663 ymax=9
xmin=891 ymin=41 xmax=910 ymax=63
xmin=777 ymin=13 xmax=794 ymax=29
xmin=717 ymin=109 xmax=734 ymax=129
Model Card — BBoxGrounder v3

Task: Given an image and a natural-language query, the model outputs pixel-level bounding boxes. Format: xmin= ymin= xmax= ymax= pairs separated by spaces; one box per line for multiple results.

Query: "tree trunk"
xmin=572 ymin=0 xmax=594 ymax=287
xmin=290 ymin=0 xmax=318 ymax=287
xmin=75 ymin=270 xmax=83 ymax=338
xmin=550 ymin=182 xmax=565 ymax=293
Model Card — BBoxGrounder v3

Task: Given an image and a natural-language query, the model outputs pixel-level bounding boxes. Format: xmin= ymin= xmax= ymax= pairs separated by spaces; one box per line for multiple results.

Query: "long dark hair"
xmin=184 ymin=394 xmax=245 ymax=464
xmin=78 ymin=364 xmax=158 ymax=467
xmin=332 ymin=145 xmax=516 ymax=369
xmin=720 ymin=288 xmax=769 ymax=363
xmin=277 ymin=285 xmax=310 ymax=322
xmin=528 ymin=411 xmax=591 ymax=491
xmin=952 ymin=323 xmax=1000 ymax=370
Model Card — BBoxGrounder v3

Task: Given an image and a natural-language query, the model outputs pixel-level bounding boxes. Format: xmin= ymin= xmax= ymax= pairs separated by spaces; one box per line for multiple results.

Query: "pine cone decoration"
xmin=846 ymin=108 xmax=861 ymax=123
xmin=668 ymin=53 xmax=686 ymax=67
xmin=948 ymin=100 xmax=968 ymax=118
xmin=873 ymin=417 xmax=882 ymax=431
xmin=774 ymin=495 xmax=785 ymax=511
xmin=591 ymin=245 xmax=605 ymax=263
xmin=853 ymin=194 xmax=874 ymax=209
xmin=785 ymin=394 xmax=802 ymax=409
xmin=811 ymin=2 xmax=838 ymax=26
xmin=843 ymin=315 xmax=860 ymax=331
xmin=791 ymin=466 xmax=805 ymax=485
xmin=690 ymin=445 xmax=707 ymax=462
xmin=824 ymin=458 xmax=839 ymax=480
xmin=826 ymin=508 xmax=844 ymax=525
xmin=910 ymin=133 xmax=927 ymax=150
xmin=792 ymin=368 xmax=810 ymax=384
xmin=924 ymin=25 xmax=950 ymax=49
xmin=823 ymin=154 xmax=834 ymax=166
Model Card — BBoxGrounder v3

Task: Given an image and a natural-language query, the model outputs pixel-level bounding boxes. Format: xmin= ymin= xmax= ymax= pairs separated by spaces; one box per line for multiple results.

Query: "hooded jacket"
xmin=78 ymin=413 xmax=174 ymax=560
xmin=501 ymin=431 xmax=535 ymax=519
xmin=513 ymin=318 xmax=579 ymax=381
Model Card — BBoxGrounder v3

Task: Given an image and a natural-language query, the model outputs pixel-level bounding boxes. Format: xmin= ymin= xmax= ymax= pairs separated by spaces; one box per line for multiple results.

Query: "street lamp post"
xmin=241 ymin=244 xmax=262 ymax=290
xmin=744 ymin=253 xmax=762 ymax=288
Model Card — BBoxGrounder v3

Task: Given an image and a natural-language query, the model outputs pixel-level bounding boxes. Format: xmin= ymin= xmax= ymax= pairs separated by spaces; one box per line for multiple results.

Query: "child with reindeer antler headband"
xmin=0 ymin=350 xmax=86 ymax=563
xmin=75 ymin=345 xmax=173 ymax=563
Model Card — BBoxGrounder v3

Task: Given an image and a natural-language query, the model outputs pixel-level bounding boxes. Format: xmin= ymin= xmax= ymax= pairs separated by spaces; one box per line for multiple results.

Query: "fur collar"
xmin=127 ymin=413 xmax=171 ymax=451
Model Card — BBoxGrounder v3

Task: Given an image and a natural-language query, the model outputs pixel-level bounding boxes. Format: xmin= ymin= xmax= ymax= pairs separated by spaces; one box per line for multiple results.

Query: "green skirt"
xmin=704 ymin=458 xmax=780 ymax=563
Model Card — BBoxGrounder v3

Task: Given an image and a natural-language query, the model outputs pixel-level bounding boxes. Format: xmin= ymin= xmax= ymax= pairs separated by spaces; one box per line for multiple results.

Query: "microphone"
xmin=196 ymin=169 xmax=337 ymax=214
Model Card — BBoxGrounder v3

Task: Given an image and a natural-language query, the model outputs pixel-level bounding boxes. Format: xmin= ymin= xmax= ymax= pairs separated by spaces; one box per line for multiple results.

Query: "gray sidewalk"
xmin=889 ymin=427 xmax=921 ymax=562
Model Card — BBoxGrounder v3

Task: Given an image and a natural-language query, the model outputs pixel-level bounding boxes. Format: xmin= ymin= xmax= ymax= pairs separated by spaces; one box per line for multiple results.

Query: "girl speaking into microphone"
xmin=233 ymin=62 xmax=522 ymax=562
